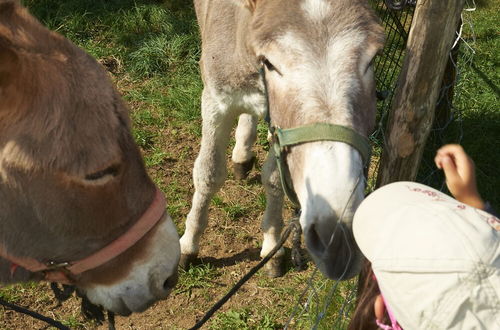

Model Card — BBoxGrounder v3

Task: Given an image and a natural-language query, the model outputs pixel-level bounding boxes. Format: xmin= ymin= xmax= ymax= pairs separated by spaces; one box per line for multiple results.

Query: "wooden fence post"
xmin=376 ymin=0 xmax=465 ymax=187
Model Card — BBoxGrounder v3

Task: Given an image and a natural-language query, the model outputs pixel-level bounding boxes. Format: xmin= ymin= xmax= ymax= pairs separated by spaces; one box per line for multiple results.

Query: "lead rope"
xmin=189 ymin=219 xmax=301 ymax=330
xmin=0 ymin=296 xmax=70 ymax=330
xmin=0 ymin=283 xmax=115 ymax=330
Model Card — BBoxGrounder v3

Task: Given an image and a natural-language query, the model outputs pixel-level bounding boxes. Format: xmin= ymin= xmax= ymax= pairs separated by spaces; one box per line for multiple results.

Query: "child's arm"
xmin=434 ymin=144 xmax=485 ymax=210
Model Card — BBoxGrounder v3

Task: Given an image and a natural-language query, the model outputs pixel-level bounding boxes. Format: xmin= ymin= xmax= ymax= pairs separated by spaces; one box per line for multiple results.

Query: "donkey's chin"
xmin=80 ymin=214 xmax=180 ymax=315
xmin=304 ymin=222 xmax=363 ymax=280
xmin=82 ymin=267 xmax=178 ymax=316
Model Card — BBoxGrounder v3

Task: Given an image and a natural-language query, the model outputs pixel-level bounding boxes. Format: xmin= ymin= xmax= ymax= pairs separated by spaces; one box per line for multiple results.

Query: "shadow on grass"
xmin=198 ymin=248 xmax=261 ymax=268
xmin=470 ymin=62 xmax=500 ymax=97
xmin=472 ymin=0 xmax=494 ymax=9
xmin=196 ymin=246 xmax=311 ymax=277
xmin=23 ymin=0 xmax=191 ymax=19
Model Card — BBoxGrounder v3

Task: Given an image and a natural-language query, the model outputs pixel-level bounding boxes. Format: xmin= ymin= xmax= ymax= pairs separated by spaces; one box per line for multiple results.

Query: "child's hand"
xmin=435 ymin=144 xmax=485 ymax=209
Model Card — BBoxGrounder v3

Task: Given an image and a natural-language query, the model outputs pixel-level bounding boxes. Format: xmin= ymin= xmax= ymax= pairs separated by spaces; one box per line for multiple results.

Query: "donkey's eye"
xmin=364 ymin=57 xmax=376 ymax=74
xmin=369 ymin=57 xmax=377 ymax=67
xmin=85 ymin=165 xmax=120 ymax=181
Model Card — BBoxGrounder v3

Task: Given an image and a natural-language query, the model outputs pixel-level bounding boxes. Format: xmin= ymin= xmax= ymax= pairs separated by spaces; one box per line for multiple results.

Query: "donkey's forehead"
xmin=300 ymin=0 xmax=334 ymax=21
xmin=272 ymin=28 xmax=366 ymax=59
xmin=253 ymin=0 xmax=383 ymax=48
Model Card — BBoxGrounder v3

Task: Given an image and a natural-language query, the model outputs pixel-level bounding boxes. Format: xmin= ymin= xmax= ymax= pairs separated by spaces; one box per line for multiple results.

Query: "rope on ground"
xmin=0 ymin=296 xmax=70 ymax=330
xmin=189 ymin=219 xmax=301 ymax=330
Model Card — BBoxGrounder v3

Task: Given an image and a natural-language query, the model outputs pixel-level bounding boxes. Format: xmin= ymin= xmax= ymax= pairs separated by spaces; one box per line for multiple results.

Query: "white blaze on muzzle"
xmin=292 ymin=141 xmax=365 ymax=280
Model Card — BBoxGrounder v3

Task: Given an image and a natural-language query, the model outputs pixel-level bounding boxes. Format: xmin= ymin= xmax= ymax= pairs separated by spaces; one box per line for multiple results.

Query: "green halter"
xmin=260 ymin=66 xmax=371 ymax=207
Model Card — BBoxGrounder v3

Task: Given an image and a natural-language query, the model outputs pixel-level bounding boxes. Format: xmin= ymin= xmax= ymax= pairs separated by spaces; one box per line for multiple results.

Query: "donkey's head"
xmin=0 ymin=1 xmax=179 ymax=315
xmin=244 ymin=0 xmax=384 ymax=279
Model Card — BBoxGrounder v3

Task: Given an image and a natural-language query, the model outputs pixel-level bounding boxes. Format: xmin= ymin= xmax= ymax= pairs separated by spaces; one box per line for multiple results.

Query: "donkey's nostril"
xmin=304 ymin=223 xmax=327 ymax=255
xmin=163 ymin=271 xmax=179 ymax=290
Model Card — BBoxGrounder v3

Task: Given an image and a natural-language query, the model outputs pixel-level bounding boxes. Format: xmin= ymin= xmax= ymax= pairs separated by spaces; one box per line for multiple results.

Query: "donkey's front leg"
xmin=261 ymin=148 xmax=286 ymax=277
xmin=179 ymin=90 xmax=235 ymax=268
xmin=231 ymin=113 xmax=258 ymax=180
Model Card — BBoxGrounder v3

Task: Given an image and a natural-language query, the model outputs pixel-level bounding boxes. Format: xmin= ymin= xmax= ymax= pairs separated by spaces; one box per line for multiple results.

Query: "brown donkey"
xmin=180 ymin=0 xmax=384 ymax=280
xmin=0 ymin=0 xmax=179 ymax=315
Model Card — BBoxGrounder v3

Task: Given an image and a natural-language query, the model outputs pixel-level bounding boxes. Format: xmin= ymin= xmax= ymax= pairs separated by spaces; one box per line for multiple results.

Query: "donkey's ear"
xmin=245 ymin=0 xmax=259 ymax=11
xmin=0 ymin=42 xmax=20 ymax=88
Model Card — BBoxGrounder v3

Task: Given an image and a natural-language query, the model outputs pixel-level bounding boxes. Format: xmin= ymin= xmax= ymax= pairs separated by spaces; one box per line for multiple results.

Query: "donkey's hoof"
xmin=179 ymin=254 xmax=197 ymax=270
xmin=232 ymin=156 xmax=256 ymax=180
xmin=264 ymin=256 xmax=286 ymax=278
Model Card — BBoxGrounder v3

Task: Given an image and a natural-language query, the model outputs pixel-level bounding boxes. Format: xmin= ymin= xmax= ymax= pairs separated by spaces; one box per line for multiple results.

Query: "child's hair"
xmin=348 ymin=260 xmax=389 ymax=330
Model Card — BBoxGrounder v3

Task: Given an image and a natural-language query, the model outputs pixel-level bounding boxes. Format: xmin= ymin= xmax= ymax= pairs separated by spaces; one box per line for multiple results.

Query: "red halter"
xmin=1 ymin=187 xmax=166 ymax=284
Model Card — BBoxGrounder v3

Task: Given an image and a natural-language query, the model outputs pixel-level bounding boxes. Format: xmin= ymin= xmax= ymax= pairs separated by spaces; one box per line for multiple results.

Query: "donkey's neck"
xmin=196 ymin=0 xmax=260 ymax=91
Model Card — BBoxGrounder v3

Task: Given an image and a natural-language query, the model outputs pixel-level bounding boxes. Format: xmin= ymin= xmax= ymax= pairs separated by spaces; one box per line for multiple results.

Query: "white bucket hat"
xmin=353 ymin=181 xmax=500 ymax=329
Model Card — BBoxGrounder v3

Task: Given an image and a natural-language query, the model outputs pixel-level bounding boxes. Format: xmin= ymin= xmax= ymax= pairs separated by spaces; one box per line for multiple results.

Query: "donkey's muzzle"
xmin=304 ymin=222 xmax=363 ymax=280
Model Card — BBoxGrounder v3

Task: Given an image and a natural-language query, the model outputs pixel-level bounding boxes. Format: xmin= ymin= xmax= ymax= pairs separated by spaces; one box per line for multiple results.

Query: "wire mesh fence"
xmin=372 ymin=1 xmax=415 ymax=111
xmin=370 ymin=0 xmax=415 ymax=145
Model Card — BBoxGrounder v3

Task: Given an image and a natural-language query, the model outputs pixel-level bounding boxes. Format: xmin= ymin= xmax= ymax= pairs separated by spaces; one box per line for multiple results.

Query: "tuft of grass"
xmin=175 ymin=263 xmax=218 ymax=295
xmin=128 ymin=33 xmax=197 ymax=77
xmin=256 ymin=122 xmax=271 ymax=150
xmin=209 ymin=308 xmax=282 ymax=330
xmin=223 ymin=203 xmax=247 ymax=221
xmin=257 ymin=192 xmax=267 ymax=209
xmin=144 ymin=148 xmax=168 ymax=167
xmin=209 ymin=309 xmax=251 ymax=330
xmin=133 ymin=128 xmax=158 ymax=150
xmin=0 ymin=282 xmax=40 ymax=303
xmin=61 ymin=315 xmax=86 ymax=328
xmin=212 ymin=195 xmax=249 ymax=221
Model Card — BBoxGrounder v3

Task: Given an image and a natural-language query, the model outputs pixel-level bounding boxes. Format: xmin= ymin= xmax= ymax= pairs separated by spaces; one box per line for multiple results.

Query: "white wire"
xmin=451 ymin=14 xmax=464 ymax=50
xmin=464 ymin=0 xmax=477 ymax=11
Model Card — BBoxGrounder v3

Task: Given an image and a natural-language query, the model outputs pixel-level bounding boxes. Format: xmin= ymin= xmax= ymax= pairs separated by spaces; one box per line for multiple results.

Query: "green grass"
xmin=452 ymin=0 xmax=499 ymax=209
xmin=61 ymin=315 xmax=87 ymax=328
xmin=175 ymin=263 xmax=219 ymax=295
xmin=209 ymin=308 xmax=282 ymax=329
xmin=0 ymin=282 xmax=40 ymax=303
xmin=22 ymin=0 xmax=202 ymax=133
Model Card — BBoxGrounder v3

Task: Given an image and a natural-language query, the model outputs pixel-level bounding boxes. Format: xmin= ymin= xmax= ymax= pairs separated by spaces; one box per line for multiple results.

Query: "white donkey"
xmin=180 ymin=0 xmax=384 ymax=280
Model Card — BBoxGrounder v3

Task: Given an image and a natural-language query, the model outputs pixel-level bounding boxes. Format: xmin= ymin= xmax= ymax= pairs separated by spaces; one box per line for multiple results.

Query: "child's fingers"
xmin=436 ymin=144 xmax=474 ymax=178
xmin=434 ymin=154 xmax=443 ymax=169
xmin=440 ymin=155 xmax=462 ymax=184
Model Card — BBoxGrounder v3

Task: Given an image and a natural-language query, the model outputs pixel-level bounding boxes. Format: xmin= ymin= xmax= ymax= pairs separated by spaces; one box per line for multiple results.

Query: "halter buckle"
xmin=45 ymin=261 xmax=71 ymax=270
